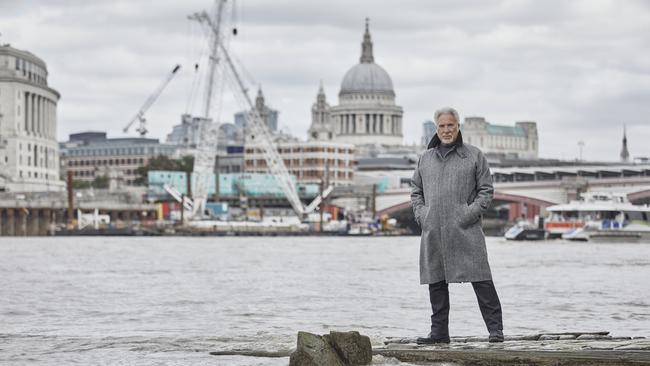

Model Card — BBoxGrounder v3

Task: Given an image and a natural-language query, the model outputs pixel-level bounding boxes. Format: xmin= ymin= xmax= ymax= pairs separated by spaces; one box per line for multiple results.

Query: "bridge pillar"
xmin=5 ymin=208 xmax=15 ymax=236
xmin=16 ymin=208 xmax=27 ymax=236
xmin=109 ymin=211 xmax=118 ymax=223
xmin=38 ymin=209 xmax=51 ymax=236
xmin=509 ymin=202 xmax=541 ymax=222
xmin=509 ymin=203 xmax=521 ymax=222
xmin=54 ymin=209 xmax=65 ymax=233
xmin=53 ymin=209 xmax=62 ymax=234
xmin=27 ymin=209 xmax=39 ymax=236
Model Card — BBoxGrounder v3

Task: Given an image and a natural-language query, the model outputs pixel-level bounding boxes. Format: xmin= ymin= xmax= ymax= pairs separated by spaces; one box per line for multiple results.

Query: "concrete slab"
xmin=378 ymin=332 xmax=650 ymax=365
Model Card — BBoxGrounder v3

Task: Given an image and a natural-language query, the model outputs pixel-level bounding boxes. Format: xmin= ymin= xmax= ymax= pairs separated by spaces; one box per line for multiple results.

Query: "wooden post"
xmin=180 ymin=194 xmax=185 ymax=225
xmin=214 ymin=154 xmax=220 ymax=202
xmin=260 ymin=202 xmax=264 ymax=222
xmin=371 ymin=183 xmax=377 ymax=219
xmin=67 ymin=171 xmax=74 ymax=228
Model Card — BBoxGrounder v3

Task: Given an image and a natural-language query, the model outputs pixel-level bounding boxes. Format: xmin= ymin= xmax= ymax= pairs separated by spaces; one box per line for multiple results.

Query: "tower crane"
xmin=123 ymin=64 xmax=181 ymax=136
xmin=189 ymin=3 xmax=332 ymax=218
xmin=187 ymin=0 xmax=229 ymax=218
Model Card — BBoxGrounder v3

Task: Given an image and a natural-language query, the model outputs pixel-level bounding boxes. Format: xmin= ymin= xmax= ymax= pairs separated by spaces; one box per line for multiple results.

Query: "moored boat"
xmin=504 ymin=220 xmax=547 ymax=240
xmin=545 ymin=192 xmax=650 ymax=242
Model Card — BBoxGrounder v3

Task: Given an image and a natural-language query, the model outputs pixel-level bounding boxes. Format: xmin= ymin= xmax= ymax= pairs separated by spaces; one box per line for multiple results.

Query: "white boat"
xmin=545 ymin=192 xmax=650 ymax=242
xmin=504 ymin=220 xmax=547 ymax=241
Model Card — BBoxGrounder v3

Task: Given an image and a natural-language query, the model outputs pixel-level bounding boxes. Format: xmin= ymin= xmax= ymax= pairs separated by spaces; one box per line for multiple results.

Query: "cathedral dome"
xmin=339 ymin=19 xmax=395 ymax=97
xmin=340 ymin=63 xmax=394 ymax=95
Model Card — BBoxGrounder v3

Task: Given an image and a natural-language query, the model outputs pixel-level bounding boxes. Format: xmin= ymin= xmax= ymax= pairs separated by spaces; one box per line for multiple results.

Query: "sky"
xmin=1 ymin=0 xmax=649 ymax=162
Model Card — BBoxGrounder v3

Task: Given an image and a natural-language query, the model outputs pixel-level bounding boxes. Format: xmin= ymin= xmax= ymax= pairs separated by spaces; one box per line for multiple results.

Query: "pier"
xmin=0 ymin=195 xmax=156 ymax=236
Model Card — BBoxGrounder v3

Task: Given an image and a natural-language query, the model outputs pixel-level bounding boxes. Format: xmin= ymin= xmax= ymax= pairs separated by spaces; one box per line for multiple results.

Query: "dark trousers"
xmin=428 ymin=280 xmax=503 ymax=337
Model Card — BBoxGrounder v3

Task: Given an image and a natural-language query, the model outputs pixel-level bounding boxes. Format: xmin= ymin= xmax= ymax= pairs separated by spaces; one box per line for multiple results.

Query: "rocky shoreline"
xmin=209 ymin=331 xmax=650 ymax=365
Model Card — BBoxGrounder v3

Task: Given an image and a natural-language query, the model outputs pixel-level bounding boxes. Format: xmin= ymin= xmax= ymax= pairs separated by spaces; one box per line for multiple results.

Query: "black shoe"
xmin=416 ymin=333 xmax=450 ymax=345
xmin=488 ymin=330 xmax=504 ymax=343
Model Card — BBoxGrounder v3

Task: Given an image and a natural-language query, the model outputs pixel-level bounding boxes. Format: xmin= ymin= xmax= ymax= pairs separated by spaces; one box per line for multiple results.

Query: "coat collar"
xmin=427 ymin=130 xmax=468 ymax=158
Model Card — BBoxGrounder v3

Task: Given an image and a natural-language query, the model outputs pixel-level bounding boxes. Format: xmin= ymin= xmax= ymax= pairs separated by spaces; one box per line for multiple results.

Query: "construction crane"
xmin=187 ymin=0 xmax=229 ymax=218
xmin=123 ymin=64 xmax=181 ymax=136
xmin=189 ymin=3 xmax=332 ymax=217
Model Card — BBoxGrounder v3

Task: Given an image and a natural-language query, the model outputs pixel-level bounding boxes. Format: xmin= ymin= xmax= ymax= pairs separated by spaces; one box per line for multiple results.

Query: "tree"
xmin=92 ymin=175 xmax=109 ymax=189
xmin=133 ymin=155 xmax=194 ymax=186
xmin=72 ymin=180 xmax=91 ymax=189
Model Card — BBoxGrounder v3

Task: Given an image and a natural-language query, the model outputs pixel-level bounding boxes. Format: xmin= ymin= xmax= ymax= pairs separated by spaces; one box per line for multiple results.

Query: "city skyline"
xmin=1 ymin=0 xmax=649 ymax=161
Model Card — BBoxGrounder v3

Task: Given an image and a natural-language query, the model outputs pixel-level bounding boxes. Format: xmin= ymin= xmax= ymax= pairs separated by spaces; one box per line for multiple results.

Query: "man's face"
xmin=437 ymin=113 xmax=459 ymax=144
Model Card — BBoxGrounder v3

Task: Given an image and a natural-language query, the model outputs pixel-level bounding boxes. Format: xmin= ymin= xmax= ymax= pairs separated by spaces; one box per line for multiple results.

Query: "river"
xmin=1 ymin=236 xmax=649 ymax=365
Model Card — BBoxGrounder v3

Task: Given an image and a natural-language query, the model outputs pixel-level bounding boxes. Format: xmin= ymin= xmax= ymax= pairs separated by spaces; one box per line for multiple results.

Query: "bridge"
xmin=331 ymin=164 xmax=650 ymax=223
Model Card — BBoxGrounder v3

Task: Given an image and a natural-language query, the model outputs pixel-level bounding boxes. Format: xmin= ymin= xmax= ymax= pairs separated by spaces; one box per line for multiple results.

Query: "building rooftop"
xmin=484 ymin=124 xmax=527 ymax=137
xmin=66 ymin=131 xmax=160 ymax=146
xmin=357 ymin=156 xmax=416 ymax=171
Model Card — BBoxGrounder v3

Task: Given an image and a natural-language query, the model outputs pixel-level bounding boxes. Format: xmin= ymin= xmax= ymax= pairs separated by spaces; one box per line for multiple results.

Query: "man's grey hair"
xmin=434 ymin=107 xmax=460 ymax=124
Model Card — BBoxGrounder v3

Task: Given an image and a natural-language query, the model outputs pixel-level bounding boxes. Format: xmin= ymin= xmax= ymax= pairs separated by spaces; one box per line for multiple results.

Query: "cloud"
xmin=1 ymin=0 xmax=649 ymax=161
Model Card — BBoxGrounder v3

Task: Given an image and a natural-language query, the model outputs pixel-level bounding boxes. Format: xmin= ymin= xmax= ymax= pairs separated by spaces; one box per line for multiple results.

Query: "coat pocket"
xmin=457 ymin=204 xmax=479 ymax=229
xmin=416 ymin=205 xmax=430 ymax=228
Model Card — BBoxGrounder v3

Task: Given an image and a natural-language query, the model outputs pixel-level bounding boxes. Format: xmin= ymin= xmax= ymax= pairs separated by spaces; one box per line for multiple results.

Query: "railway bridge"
xmin=331 ymin=164 xmax=650 ymax=227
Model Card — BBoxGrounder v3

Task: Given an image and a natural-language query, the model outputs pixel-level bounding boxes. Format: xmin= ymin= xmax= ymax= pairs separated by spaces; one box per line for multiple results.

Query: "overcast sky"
xmin=1 ymin=0 xmax=649 ymax=161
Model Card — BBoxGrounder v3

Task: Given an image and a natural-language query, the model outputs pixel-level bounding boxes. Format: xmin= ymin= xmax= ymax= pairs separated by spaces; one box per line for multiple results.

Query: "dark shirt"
xmin=438 ymin=138 xmax=459 ymax=158
xmin=427 ymin=131 xmax=465 ymax=157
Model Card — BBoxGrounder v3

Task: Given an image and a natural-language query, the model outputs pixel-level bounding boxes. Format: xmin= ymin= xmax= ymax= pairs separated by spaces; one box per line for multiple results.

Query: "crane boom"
xmin=187 ymin=1 xmax=229 ymax=218
xmin=123 ymin=64 xmax=181 ymax=136
xmin=202 ymin=0 xmax=225 ymax=118
xmin=219 ymin=44 xmax=305 ymax=215
xmin=189 ymin=2 xmax=331 ymax=217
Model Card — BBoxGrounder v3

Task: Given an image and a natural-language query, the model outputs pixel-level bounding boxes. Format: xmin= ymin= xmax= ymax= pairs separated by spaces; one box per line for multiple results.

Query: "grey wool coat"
xmin=411 ymin=132 xmax=494 ymax=284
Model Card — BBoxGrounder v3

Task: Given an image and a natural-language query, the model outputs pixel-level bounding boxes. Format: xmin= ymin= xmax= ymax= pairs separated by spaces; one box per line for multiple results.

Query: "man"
xmin=410 ymin=107 xmax=504 ymax=344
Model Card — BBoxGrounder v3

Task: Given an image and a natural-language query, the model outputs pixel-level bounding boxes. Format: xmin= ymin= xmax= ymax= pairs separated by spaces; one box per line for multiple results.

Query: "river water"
xmin=1 ymin=236 xmax=649 ymax=365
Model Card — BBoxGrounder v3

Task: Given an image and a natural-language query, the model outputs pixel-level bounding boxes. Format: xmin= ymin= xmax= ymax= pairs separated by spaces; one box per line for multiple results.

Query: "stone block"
xmin=289 ymin=331 xmax=345 ymax=366
xmin=289 ymin=331 xmax=373 ymax=366
xmin=326 ymin=331 xmax=372 ymax=365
